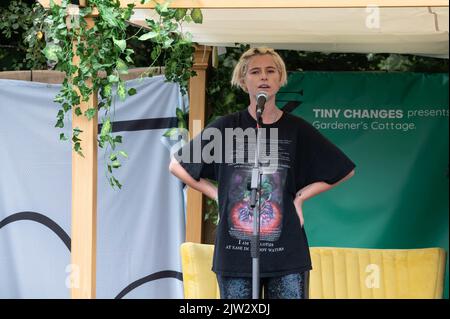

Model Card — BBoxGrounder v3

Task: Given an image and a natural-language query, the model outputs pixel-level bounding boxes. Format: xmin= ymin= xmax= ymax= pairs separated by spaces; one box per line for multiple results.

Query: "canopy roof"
xmin=37 ymin=1 xmax=449 ymax=58
xmin=131 ymin=6 xmax=449 ymax=58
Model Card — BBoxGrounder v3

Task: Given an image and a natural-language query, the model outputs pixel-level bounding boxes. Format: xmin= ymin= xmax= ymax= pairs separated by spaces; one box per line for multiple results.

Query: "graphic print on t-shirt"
xmin=227 ymin=169 xmax=287 ymax=242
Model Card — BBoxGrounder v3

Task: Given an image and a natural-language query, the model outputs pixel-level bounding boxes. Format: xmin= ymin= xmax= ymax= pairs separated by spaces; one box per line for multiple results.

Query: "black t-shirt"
xmin=176 ymin=109 xmax=355 ymax=277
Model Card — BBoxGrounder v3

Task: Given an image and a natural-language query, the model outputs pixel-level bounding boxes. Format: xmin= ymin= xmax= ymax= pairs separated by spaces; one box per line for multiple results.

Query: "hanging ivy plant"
xmin=42 ymin=0 xmax=201 ymax=189
xmin=138 ymin=1 xmax=202 ymax=95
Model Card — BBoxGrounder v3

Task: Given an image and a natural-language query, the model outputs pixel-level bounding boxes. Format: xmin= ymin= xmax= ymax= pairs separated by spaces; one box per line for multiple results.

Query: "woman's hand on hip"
xmin=293 ymin=197 xmax=304 ymax=227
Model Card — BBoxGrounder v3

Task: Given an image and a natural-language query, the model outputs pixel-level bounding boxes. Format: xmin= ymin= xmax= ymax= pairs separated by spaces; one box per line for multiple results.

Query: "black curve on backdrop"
xmin=0 ymin=212 xmax=183 ymax=297
xmin=115 ymin=270 xmax=183 ymax=299
xmin=0 ymin=211 xmax=71 ymax=251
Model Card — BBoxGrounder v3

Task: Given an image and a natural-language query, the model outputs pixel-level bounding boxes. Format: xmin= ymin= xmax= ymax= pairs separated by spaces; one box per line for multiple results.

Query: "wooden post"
xmin=69 ymin=11 xmax=98 ymax=299
xmin=186 ymin=45 xmax=212 ymax=243
xmin=36 ymin=0 xmax=98 ymax=299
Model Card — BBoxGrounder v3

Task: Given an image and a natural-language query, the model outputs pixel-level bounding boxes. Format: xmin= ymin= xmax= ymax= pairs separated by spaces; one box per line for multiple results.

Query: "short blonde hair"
xmin=231 ymin=47 xmax=288 ymax=93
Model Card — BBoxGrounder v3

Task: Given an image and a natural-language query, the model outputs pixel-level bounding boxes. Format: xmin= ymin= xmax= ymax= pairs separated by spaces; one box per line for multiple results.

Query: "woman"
xmin=169 ymin=47 xmax=355 ymax=299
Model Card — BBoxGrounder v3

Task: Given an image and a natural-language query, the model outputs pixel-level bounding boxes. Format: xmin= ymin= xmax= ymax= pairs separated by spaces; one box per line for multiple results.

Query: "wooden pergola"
xmin=34 ymin=0 xmax=449 ymax=299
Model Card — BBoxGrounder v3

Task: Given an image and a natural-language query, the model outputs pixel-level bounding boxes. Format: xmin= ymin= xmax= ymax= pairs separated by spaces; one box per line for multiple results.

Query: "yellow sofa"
xmin=180 ymin=242 xmax=446 ymax=299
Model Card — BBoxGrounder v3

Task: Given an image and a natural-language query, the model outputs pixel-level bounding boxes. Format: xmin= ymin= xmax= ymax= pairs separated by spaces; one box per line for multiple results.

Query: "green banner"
xmin=277 ymin=72 xmax=449 ymax=298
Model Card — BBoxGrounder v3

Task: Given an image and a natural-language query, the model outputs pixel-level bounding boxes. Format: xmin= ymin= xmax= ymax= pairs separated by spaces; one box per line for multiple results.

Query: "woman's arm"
xmin=295 ymin=169 xmax=355 ymax=203
xmin=293 ymin=169 xmax=355 ymax=226
xmin=169 ymin=157 xmax=218 ymax=200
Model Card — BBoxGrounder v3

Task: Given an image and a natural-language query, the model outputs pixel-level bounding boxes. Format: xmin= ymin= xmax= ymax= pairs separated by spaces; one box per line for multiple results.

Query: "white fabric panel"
xmin=0 ymin=76 xmax=186 ymax=298
xmin=131 ymin=7 xmax=449 ymax=58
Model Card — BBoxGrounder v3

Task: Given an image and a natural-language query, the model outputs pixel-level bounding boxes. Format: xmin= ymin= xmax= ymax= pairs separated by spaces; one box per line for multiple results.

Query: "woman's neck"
xmin=247 ymin=103 xmax=282 ymax=124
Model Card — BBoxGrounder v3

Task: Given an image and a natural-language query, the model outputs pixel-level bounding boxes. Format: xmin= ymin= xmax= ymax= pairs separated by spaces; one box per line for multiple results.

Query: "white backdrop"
xmin=0 ymin=76 xmax=187 ymax=298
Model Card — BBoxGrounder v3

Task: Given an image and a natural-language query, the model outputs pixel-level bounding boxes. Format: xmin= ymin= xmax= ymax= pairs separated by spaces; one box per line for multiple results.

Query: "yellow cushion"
xmin=180 ymin=242 xmax=220 ymax=298
xmin=310 ymin=247 xmax=446 ymax=299
xmin=180 ymin=242 xmax=446 ymax=299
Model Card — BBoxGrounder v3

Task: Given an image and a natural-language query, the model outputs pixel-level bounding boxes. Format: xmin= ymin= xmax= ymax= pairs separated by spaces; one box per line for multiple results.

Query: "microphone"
xmin=256 ymin=92 xmax=268 ymax=123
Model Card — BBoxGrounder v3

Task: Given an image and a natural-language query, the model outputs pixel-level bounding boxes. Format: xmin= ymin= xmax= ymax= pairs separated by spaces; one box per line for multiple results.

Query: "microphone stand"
xmin=250 ymin=108 xmax=264 ymax=299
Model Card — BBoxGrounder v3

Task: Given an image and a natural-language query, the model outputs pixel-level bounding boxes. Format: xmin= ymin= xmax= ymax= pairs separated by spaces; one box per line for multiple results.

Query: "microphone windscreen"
xmin=256 ymin=92 xmax=268 ymax=102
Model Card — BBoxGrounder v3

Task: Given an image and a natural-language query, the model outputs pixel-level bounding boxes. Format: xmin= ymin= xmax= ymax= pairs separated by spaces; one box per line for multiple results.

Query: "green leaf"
xmin=116 ymin=58 xmax=128 ymax=74
xmin=155 ymin=1 xmax=170 ymax=14
xmin=113 ymin=37 xmax=126 ymax=52
xmin=128 ymin=88 xmax=137 ymax=96
xmin=103 ymin=84 xmax=112 ymax=97
xmin=119 ymin=151 xmax=128 ymax=158
xmin=99 ymin=5 xmax=119 ymax=28
xmin=55 ymin=119 xmax=64 ymax=128
xmin=163 ymin=127 xmax=178 ymax=137
xmin=114 ymin=135 xmax=122 ymax=143
xmin=175 ymin=108 xmax=184 ymax=120
xmin=112 ymin=176 xmax=122 ymax=189
xmin=174 ymin=8 xmax=187 ymax=21
xmin=117 ymin=81 xmax=126 ymax=101
xmin=110 ymin=153 xmax=117 ymax=161
xmin=59 ymin=133 xmax=68 ymax=141
xmin=160 ymin=2 xmax=170 ymax=12
xmin=84 ymin=108 xmax=97 ymax=120
xmin=163 ymin=38 xmax=174 ymax=48
xmin=112 ymin=161 xmax=121 ymax=168
xmin=191 ymin=9 xmax=203 ymax=24
xmin=151 ymin=47 xmax=160 ymax=60
xmin=54 ymin=95 xmax=65 ymax=103
xmin=125 ymin=55 xmax=134 ymax=63
xmin=224 ymin=92 xmax=235 ymax=105
xmin=101 ymin=118 xmax=111 ymax=136
xmin=107 ymin=74 xmax=119 ymax=83
xmin=138 ymin=31 xmax=158 ymax=41
xmin=74 ymin=107 xmax=82 ymax=116
xmin=42 ymin=43 xmax=62 ymax=62
xmin=73 ymin=127 xmax=83 ymax=136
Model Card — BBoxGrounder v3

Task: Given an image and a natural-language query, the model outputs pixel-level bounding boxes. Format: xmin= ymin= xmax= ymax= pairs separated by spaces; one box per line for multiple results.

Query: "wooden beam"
xmin=38 ymin=0 xmax=449 ymax=8
xmin=38 ymin=0 xmax=101 ymax=15
xmin=0 ymin=71 xmax=31 ymax=81
xmin=38 ymin=0 xmax=86 ymax=8
xmin=138 ymin=0 xmax=450 ymax=8
xmin=0 ymin=68 xmax=163 ymax=84
xmin=70 ymin=15 xmax=97 ymax=299
xmin=186 ymin=45 xmax=211 ymax=243
xmin=32 ymin=70 xmax=65 ymax=84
